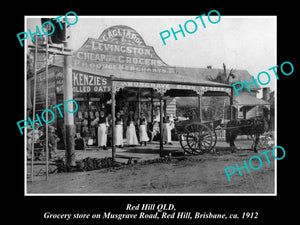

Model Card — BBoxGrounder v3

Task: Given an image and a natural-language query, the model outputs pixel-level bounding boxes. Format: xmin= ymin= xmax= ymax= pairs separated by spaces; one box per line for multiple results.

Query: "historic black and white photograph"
xmin=23 ymin=15 xmax=276 ymax=195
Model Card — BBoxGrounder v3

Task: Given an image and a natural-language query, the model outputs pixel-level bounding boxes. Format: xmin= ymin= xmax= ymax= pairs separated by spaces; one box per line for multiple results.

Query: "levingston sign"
xmin=72 ymin=25 xmax=176 ymax=74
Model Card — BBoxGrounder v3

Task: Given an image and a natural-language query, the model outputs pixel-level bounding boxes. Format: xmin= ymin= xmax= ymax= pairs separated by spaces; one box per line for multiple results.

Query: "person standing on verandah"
xmin=163 ymin=116 xmax=172 ymax=145
xmin=138 ymin=112 xmax=149 ymax=146
xmin=126 ymin=110 xmax=139 ymax=147
xmin=97 ymin=110 xmax=108 ymax=150
xmin=115 ymin=112 xmax=124 ymax=148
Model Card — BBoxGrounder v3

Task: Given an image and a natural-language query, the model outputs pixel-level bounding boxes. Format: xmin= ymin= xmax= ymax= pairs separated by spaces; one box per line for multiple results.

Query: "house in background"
xmin=228 ymin=70 xmax=271 ymax=120
xmin=261 ymin=87 xmax=275 ymax=131
xmin=175 ymin=65 xmax=271 ymax=121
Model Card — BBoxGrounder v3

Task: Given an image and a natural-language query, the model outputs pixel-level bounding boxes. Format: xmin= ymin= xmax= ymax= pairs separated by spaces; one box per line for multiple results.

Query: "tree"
xmin=207 ymin=63 xmax=236 ymax=84
xmin=205 ymin=63 xmax=235 ymax=121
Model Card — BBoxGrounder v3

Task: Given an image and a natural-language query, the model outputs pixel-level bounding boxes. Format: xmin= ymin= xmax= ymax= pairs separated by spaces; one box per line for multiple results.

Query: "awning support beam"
xmin=159 ymin=94 xmax=164 ymax=157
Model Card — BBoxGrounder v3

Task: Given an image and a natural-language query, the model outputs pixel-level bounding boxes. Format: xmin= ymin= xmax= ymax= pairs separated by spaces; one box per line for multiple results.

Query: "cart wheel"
xmin=185 ymin=122 xmax=213 ymax=155
xmin=179 ymin=134 xmax=194 ymax=155
xmin=210 ymin=130 xmax=217 ymax=151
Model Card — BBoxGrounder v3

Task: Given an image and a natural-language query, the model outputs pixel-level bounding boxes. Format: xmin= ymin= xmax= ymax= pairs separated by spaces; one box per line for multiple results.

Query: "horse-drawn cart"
xmin=175 ymin=116 xmax=269 ymax=155
xmin=175 ymin=119 xmax=219 ymax=155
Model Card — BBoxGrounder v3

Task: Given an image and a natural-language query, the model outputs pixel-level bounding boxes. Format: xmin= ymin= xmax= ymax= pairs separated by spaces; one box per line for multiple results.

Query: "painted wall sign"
xmin=72 ymin=25 xmax=176 ymax=74
xmin=72 ymin=70 xmax=111 ymax=93
xmin=98 ymin=25 xmax=146 ymax=46
xmin=113 ymin=80 xmax=231 ymax=96
xmin=30 ymin=68 xmax=57 ymax=112
xmin=55 ymin=69 xmax=111 ymax=93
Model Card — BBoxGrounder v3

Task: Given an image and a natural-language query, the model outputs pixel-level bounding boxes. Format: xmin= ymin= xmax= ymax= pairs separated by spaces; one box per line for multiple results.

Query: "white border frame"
xmin=23 ymin=15 xmax=277 ymax=196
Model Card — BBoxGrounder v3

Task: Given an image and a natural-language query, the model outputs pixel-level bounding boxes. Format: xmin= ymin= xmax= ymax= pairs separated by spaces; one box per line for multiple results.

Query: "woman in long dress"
xmin=139 ymin=113 xmax=149 ymax=146
xmin=163 ymin=116 xmax=172 ymax=145
xmin=115 ymin=112 xmax=124 ymax=148
xmin=126 ymin=110 xmax=138 ymax=147
xmin=97 ymin=111 xmax=108 ymax=150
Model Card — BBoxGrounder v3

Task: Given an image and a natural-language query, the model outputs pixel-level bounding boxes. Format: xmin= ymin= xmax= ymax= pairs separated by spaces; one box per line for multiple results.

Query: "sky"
xmin=26 ymin=15 xmax=277 ymax=95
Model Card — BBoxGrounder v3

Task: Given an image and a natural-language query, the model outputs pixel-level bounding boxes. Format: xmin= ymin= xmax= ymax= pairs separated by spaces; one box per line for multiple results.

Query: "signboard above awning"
xmin=55 ymin=69 xmax=111 ymax=93
xmin=72 ymin=70 xmax=111 ymax=93
xmin=66 ymin=25 xmax=233 ymax=96
xmin=113 ymin=80 xmax=232 ymax=96
xmin=72 ymin=25 xmax=176 ymax=74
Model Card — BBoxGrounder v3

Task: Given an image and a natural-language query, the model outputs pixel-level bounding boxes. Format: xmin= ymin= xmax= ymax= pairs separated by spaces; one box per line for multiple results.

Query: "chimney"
xmin=262 ymin=87 xmax=270 ymax=101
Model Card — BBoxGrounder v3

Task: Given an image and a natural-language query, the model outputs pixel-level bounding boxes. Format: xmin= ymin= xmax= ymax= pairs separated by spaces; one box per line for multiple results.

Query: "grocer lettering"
xmin=72 ymin=59 xmax=176 ymax=73
xmin=76 ymin=52 xmax=163 ymax=66
xmin=73 ymin=27 xmax=177 ymax=74
xmin=91 ymin=41 xmax=152 ymax=57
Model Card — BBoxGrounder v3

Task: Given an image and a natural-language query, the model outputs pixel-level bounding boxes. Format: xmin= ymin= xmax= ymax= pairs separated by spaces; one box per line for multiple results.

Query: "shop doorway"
xmin=57 ymin=92 xmax=111 ymax=149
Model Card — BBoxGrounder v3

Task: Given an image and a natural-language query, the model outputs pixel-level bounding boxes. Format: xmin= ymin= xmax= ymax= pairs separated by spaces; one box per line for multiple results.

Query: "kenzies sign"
xmin=72 ymin=70 xmax=111 ymax=93
xmin=72 ymin=25 xmax=176 ymax=74
xmin=56 ymin=70 xmax=111 ymax=93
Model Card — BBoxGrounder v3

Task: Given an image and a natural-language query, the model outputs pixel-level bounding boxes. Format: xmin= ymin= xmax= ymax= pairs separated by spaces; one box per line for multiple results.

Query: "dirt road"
xmin=27 ymin=147 xmax=275 ymax=194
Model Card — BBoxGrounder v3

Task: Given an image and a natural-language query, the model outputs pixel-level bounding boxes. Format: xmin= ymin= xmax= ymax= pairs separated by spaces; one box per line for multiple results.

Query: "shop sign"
xmin=55 ymin=71 xmax=64 ymax=94
xmin=72 ymin=25 xmax=176 ymax=74
xmin=98 ymin=25 xmax=146 ymax=46
xmin=56 ymin=69 xmax=111 ymax=93
xmin=113 ymin=81 xmax=231 ymax=95
xmin=72 ymin=70 xmax=111 ymax=93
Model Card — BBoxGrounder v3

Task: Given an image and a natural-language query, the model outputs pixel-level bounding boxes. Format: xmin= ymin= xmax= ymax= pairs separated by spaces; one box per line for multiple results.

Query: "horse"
xmin=225 ymin=116 xmax=269 ymax=153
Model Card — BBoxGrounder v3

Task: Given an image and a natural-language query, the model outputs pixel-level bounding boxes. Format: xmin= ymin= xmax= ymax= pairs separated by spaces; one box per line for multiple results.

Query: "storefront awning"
xmin=112 ymin=76 xmax=232 ymax=96
xmin=70 ymin=67 xmax=233 ymax=96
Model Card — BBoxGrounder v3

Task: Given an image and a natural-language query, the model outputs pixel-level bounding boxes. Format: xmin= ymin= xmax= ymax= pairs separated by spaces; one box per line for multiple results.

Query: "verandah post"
xmin=159 ymin=94 xmax=164 ymax=157
xmin=110 ymin=75 xmax=116 ymax=161
xmin=198 ymin=93 xmax=202 ymax=122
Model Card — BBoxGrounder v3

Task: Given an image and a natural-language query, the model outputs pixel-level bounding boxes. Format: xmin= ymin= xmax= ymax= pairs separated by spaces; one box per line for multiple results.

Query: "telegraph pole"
xmin=63 ymin=23 xmax=76 ymax=169
xmin=30 ymin=33 xmax=38 ymax=182
xmin=45 ymin=34 xmax=49 ymax=180
xmin=28 ymin=19 xmax=74 ymax=175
